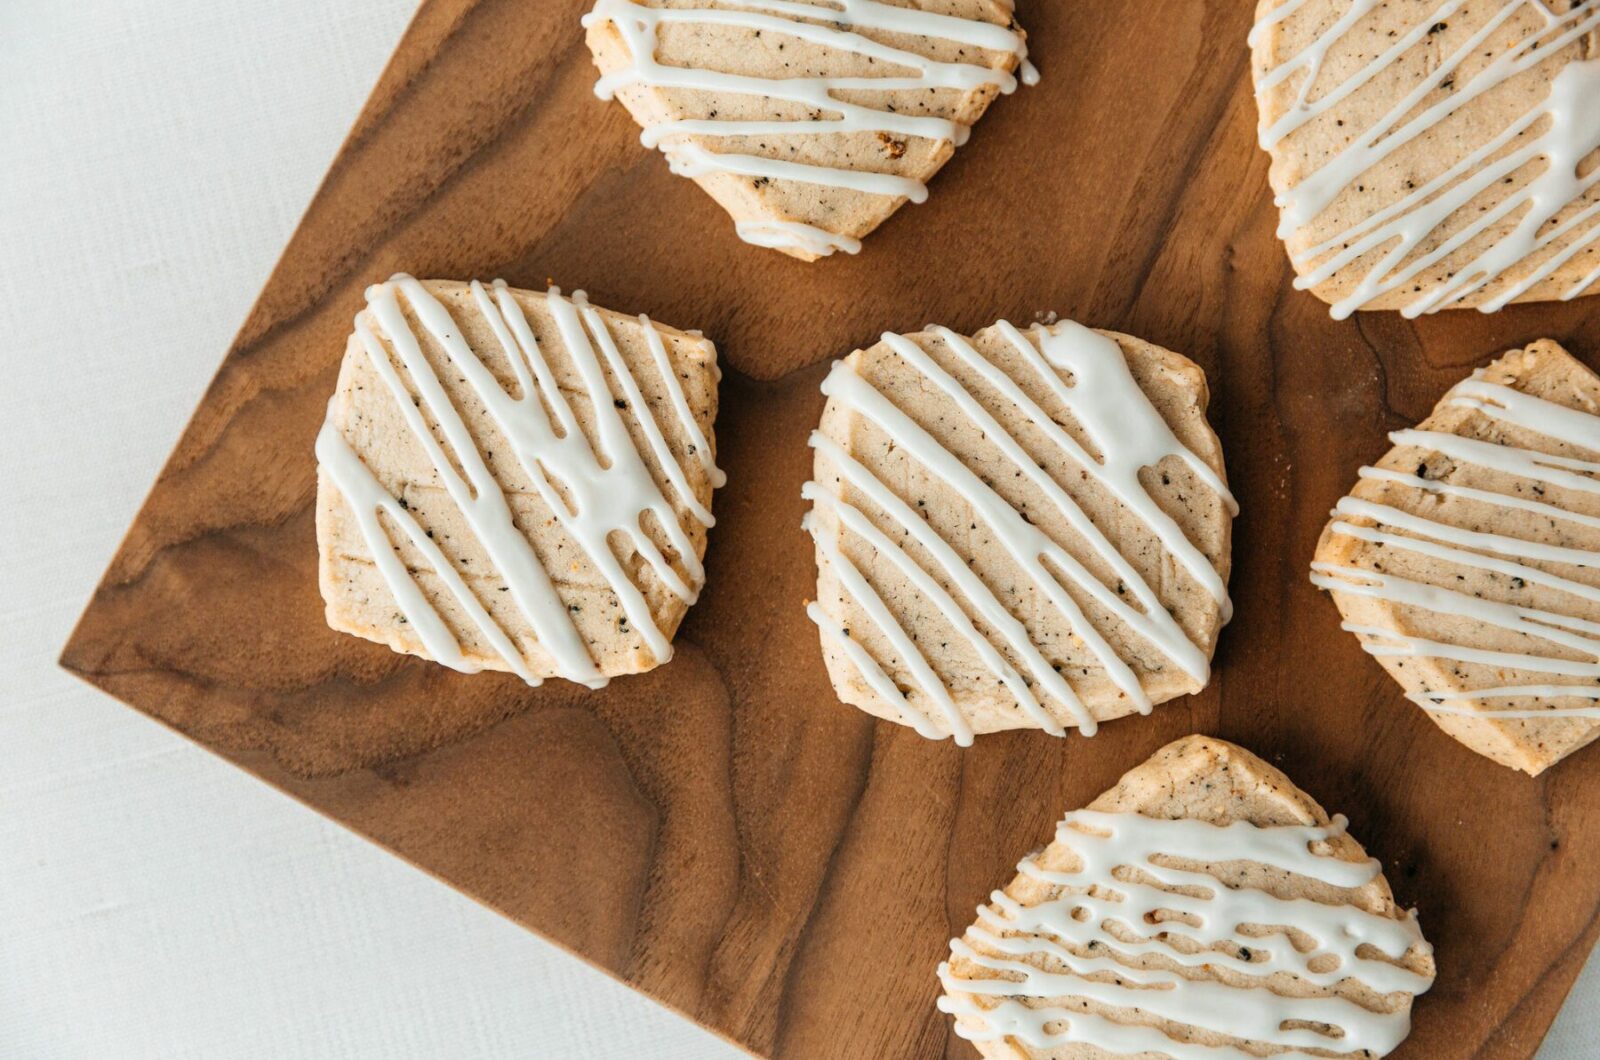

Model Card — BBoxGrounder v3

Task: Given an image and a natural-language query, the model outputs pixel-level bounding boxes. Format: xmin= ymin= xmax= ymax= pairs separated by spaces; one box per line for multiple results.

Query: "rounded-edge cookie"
xmin=803 ymin=319 xmax=1235 ymax=744
xmin=1250 ymin=0 xmax=1600 ymax=318
xmin=938 ymin=734 xmax=1437 ymax=1058
xmin=582 ymin=0 xmax=1034 ymax=261
xmin=316 ymin=275 xmax=724 ymax=687
xmin=1315 ymin=339 xmax=1600 ymax=774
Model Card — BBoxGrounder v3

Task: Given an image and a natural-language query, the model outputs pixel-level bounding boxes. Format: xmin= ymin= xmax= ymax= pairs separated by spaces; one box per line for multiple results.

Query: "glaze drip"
xmin=735 ymin=219 xmax=862 ymax=258
xmin=318 ymin=275 xmax=721 ymax=686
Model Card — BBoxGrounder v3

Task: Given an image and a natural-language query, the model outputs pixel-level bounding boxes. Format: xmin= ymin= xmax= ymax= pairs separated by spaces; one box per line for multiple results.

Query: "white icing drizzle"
xmin=1387 ymin=428 xmax=1600 ymax=498
xmin=1254 ymin=0 xmax=1600 ymax=317
xmin=806 ymin=434 xmax=1072 ymax=739
xmin=735 ymin=219 xmax=862 ymax=257
xmin=318 ymin=275 xmax=721 ymax=687
xmin=1357 ymin=466 xmax=1600 ymax=533
xmin=1333 ymin=495 xmax=1600 ymax=578
xmin=584 ymin=0 xmax=1034 ymax=254
xmin=1318 ymin=568 xmax=1600 ymax=666
xmin=1413 ymin=684 xmax=1600 ymax=719
xmin=805 ymin=322 xmax=1233 ymax=741
xmin=938 ymin=810 xmax=1433 ymax=1057
xmin=666 ymin=138 xmax=927 ymax=201
xmin=1315 ymin=368 xmax=1600 ymax=723
xmin=1451 ymin=375 xmax=1600 ymax=449
xmin=1571 ymin=255 xmax=1600 ymax=300
xmin=804 ymin=599 xmax=950 ymax=738
xmin=993 ymin=322 xmax=1239 ymax=613
xmin=318 ymin=420 xmax=532 ymax=680
xmin=802 ymin=507 xmax=966 ymax=742
xmin=640 ymin=313 xmax=728 ymax=492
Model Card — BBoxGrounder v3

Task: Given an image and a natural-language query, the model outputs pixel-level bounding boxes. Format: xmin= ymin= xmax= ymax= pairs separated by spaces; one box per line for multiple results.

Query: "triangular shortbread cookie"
xmin=583 ymin=0 xmax=1034 ymax=261
xmin=940 ymin=735 xmax=1436 ymax=1058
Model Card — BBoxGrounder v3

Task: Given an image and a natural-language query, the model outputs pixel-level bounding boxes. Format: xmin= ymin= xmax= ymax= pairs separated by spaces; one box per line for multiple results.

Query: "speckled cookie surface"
xmin=805 ymin=321 xmax=1233 ymax=742
xmin=1315 ymin=340 xmax=1600 ymax=775
xmin=1250 ymin=0 xmax=1600 ymax=317
xmin=583 ymin=0 xmax=1030 ymax=261
xmin=316 ymin=278 xmax=721 ymax=683
xmin=939 ymin=735 xmax=1436 ymax=1059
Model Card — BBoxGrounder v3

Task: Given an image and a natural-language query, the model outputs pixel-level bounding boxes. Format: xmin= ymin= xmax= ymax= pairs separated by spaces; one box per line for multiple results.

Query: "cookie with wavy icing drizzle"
xmin=1315 ymin=340 xmax=1600 ymax=774
xmin=939 ymin=735 xmax=1436 ymax=1058
xmin=582 ymin=0 xmax=1034 ymax=261
xmin=803 ymin=320 xmax=1235 ymax=744
xmin=1250 ymin=0 xmax=1600 ymax=318
xmin=315 ymin=276 xmax=724 ymax=687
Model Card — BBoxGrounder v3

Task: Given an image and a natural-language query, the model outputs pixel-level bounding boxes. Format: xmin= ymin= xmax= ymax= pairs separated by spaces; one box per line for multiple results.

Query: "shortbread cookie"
xmin=1250 ymin=0 xmax=1600 ymax=318
xmin=939 ymin=735 xmax=1436 ymax=1058
xmin=315 ymin=275 xmax=724 ymax=687
xmin=803 ymin=321 xmax=1235 ymax=745
xmin=582 ymin=0 xmax=1034 ymax=261
xmin=1315 ymin=340 xmax=1600 ymax=774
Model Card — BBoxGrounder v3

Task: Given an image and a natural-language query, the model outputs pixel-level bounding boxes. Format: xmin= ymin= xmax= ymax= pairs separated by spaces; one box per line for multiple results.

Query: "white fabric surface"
xmin=0 ymin=2 xmax=738 ymax=1057
xmin=2 ymin=2 xmax=1598 ymax=1058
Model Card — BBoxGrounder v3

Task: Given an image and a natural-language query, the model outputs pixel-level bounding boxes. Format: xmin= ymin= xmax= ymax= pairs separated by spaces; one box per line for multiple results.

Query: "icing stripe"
xmin=804 ymin=481 xmax=1028 ymax=745
xmin=1357 ymin=466 xmax=1600 ymax=533
xmin=803 ymin=509 xmax=967 ymax=743
xmin=640 ymin=314 xmax=727 ymax=489
xmin=584 ymin=0 xmax=1033 ymax=254
xmin=939 ymin=810 xmax=1432 ymax=1057
xmin=804 ymin=601 xmax=935 ymax=734
xmin=820 ymin=356 xmax=1129 ymax=729
xmin=806 ymin=322 xmax=1231 ymax=740
xmin=735 ymin=220 xmax=862 ymax=258
xmin=807 ymin=433 xmax=1074 ymax=737
xmin=1388 ymin=429 xmax=1600 ymax=497
xmin=665 ymin=139 xmax=928 ymax=202
xmin=1254 ymin=0 xmax=1600 ymax=317
xmin=1448 ymin=376 xmax=1600 ymax=451
xmin=319 ymin=276 xmax=720 ymax=686
xmin=884 ymin=328 xmax=1214 ymax=684
xmin=1339 ymin=619 xmax=1600 ymax=677
xmin=1413 ymin=683 xmax=1600 ymax=720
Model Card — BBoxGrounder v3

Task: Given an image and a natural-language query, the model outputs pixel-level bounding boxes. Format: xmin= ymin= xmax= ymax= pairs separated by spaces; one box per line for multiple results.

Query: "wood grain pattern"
xmin=59 ymin=2 xmax=1600 ymax=1056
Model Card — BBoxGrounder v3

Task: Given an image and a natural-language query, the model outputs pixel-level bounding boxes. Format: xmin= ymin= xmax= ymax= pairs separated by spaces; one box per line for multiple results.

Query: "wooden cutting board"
xmin=60 ymin=1 xmax=1600 ymax=1056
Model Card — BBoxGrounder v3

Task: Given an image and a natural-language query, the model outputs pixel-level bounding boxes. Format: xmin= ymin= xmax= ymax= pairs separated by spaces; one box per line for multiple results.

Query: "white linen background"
xmin=0 ymin=1 xmax=739 ymax=1056
xmin=0 ymin=2 xmax=1594 ymax=1058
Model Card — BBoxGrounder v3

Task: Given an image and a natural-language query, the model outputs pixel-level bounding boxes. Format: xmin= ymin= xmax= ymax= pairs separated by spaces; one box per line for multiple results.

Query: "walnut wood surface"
xmin=60 ymin=2 xmax=1600 ymax=1057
